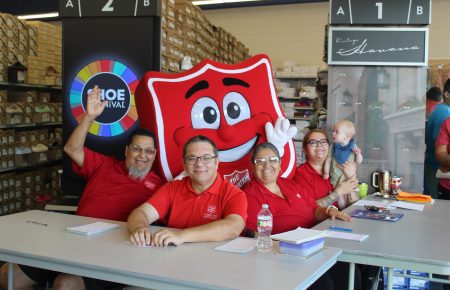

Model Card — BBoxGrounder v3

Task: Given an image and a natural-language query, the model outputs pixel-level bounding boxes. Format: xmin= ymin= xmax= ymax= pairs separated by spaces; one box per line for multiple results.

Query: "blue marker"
xmin=329 ymin=226 xmax=353 ymax=233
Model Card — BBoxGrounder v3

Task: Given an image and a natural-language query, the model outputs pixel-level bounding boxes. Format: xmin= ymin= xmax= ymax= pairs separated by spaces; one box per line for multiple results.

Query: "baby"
xmin=324 ymin=120 xmax=363 ymax=208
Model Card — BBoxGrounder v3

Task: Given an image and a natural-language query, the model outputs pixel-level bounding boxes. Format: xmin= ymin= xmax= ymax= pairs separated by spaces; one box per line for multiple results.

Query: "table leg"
xmin=348 ymin=262 xmax=355 ymax=290
xmin=386 ymin=267 xmax=393 ymax=290
xmin=8 ymin=262 xmax=13 ymax=289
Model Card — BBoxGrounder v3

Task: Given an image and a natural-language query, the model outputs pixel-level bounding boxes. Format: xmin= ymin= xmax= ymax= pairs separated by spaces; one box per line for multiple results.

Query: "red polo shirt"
xmin=293 ymin=162 xmax=334 ymax=201
xmin=243 ymin=178 xmax=318 ymax=235
xmin=74 ymin=148 xmax=164 ymax=221
xmin=148 ymin=174 xmax=247 ymax=229
xmin=436 ymin=117 xmax=450 ymax=189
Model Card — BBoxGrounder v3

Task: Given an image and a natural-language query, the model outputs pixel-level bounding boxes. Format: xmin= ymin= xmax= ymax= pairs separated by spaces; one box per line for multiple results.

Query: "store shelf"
xmin=278 ymin=96 xmax=301 ymax=100
xmin=0 ymin=122 xmax=62 ymax=130
xmin=294 ymin=106 xmax=314 ymax=110
xmin=0 ymin=159 xmax=62 ymax=174
xmin=0 ymin=82 xmax=62 ymax=93
xmin=275 ymin=73 xmax=317 ymax=79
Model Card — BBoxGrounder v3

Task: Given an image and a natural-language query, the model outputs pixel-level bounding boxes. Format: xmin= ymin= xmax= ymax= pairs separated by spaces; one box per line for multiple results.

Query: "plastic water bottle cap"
xmin=262 ymin=204 xmax=269 ymax=209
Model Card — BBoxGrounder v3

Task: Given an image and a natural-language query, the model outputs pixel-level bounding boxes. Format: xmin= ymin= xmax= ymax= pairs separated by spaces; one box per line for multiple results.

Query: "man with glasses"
xmin=0 ymin=86 xmax=165 ymax=290
xmin=128 ymin=135 xmax=247 ymax=247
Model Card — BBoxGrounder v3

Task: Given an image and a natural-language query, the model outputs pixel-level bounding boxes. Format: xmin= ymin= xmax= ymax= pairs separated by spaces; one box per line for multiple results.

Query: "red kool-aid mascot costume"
xmin=135 ymin=54 xmax=297 ymax=187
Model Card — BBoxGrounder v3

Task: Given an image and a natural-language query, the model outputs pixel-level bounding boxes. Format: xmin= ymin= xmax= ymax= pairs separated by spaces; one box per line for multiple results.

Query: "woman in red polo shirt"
xmin=242 ymin=142 xmax=355 ymax=290
xmin=292 ymin=129 xmax=384 ymax=290
xmin=293 ymin=129 xmax=358 ymax=208
xmin=243 ymin=142 xmax=351 ymax=235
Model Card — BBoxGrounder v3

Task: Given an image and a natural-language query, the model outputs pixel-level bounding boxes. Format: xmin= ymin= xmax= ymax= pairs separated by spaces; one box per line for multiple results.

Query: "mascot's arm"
xmin=265 ymin=117 xmax=297 ymax=157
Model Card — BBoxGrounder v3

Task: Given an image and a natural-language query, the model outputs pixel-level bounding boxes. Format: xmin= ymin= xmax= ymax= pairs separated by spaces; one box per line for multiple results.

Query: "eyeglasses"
xmin=184 ymin=155 xmax=217 ymax=165
xmin=254 ymin=156 xmax=280 ymax=166
xmin=307 ymin=139 xmax=328 ymax=147
xmin=129 ymin=145 xmax=156 ymax=156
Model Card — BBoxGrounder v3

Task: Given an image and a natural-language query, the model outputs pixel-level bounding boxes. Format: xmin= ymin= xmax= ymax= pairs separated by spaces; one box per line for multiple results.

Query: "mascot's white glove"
xmin=265 ymin=117 xmax=297 ymax=157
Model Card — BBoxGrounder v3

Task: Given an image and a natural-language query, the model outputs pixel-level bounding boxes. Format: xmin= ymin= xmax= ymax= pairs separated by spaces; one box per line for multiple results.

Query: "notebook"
xmin=270 ymin=227 xmax=327 ymax=244
xmin=349 ymin=209 xmax=404 ymax=222
xmin=66 ymin=222 xmax=120 ymax=236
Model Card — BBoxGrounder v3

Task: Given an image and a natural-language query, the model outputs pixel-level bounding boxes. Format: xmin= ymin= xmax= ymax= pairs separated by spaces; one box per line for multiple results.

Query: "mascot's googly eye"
xmin=223 ymin=92 xmax=251 ymax=126
xmin=191 ymin=97 xmax=220 ymax=129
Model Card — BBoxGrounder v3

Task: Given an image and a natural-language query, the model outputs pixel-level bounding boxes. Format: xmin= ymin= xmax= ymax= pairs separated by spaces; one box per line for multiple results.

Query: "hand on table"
xmin=328 ymin=207 xmax=353 ymax=222
xmin=129 ymin=226 xmax=152 ymax=246
xmin=152 ymin=228 xmax=183 ymax=247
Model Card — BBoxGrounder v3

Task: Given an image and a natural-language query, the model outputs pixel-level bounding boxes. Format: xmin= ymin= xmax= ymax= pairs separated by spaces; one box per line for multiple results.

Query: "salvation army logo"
xmin=69 ymin=59 xmax=139 ymax=137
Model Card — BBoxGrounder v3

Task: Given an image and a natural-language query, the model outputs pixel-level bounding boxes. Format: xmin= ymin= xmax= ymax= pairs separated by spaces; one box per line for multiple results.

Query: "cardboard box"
xmin=5 ymin=113 xmax=22 ymax=125
xmin=32 ymin=112 xmax=51 ymax=123
xmin=14 ymin=153 xmax=31 ymax=167
xmin=29 ymin=152 xmax=47 ymax=164
xmin=47 ymin=148 xmax=62 ymax=160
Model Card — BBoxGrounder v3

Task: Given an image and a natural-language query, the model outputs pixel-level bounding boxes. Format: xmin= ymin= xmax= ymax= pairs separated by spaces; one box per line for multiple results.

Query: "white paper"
xmin=270 ymin=227 xmax=327 ymax=244
xmin=389 ymin=201 xmax=424 ymax=211
xmin=66 ymin=222 xmax=119 ymax=236
xmin=125 ymin=241 xmax=152 ymax=248
xmin=214 ymin=238 xmax=256 ymax=254
xmin=325 ymin=230 xmax=369 ymax=242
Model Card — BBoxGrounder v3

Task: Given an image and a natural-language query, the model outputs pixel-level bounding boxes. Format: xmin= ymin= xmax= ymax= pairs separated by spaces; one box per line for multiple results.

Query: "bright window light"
xmin=192 ymin=0 xmax=263 ymax=5
xmin=18 ymin=12 xmax=59 ymax=20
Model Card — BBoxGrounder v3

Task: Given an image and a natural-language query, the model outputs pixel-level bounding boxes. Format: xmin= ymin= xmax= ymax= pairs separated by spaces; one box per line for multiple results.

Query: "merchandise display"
xmin=161 ymin=0 xmax=250 ymax=73
xmin=275 ymin=61 xmax=321 ymax=165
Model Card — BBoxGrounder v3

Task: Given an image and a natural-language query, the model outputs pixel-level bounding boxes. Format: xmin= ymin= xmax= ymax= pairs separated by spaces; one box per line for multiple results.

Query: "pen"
xmin=329 ymin=226 xmax=352 ymax=233
xmin=27 ymin=220 xmax=48 ymax=227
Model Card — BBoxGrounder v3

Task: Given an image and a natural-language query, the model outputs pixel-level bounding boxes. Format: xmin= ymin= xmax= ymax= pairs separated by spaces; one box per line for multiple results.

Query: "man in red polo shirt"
xmin=0 ymin=86 xmax=164 ymax=290
xmin=128 ymin=135 xmax=247 ymax=247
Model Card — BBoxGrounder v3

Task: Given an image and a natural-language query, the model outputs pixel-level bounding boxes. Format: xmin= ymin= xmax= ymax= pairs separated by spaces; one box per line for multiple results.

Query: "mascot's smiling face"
xmin=135 ymin=54 xmax=295 ymax=187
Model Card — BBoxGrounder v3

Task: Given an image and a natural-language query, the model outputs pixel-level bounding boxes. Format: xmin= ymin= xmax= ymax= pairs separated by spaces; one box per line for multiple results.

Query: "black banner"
xmin=328 ymin=27 xmax=428 ymax=66
xmin=330 ymin=0 xmax=430 ymax=25
xmin=59 ymin=0 xmax=161 ymax=17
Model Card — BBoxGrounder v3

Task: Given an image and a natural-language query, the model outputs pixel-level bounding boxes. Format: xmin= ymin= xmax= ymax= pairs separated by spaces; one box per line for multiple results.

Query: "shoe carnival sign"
xmin=328 ymin=27 xmax=428 ymax=66
xmin=69 ymin=59 xmax=139 ymax=137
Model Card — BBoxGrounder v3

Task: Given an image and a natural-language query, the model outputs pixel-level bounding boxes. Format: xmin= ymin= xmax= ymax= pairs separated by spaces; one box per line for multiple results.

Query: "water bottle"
xmin=257 ymin=204 xmax=273 ymax=252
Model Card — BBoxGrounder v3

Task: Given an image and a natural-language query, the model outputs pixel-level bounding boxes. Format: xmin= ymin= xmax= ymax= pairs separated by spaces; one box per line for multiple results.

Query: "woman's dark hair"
xmin=127 ymin=128 xmax=157 ymax=150
xmin=426 ymin=86 xmax=443 ymax=102
xmin=183 ymin=135 xmax=218 ymax=157
xmin=251 ymin=142 xmax=280 ymax=163
xmin=445 ymin=78 xmax=450 ymax=95
xmin=302 ymin=129 xmax=329 ymax=151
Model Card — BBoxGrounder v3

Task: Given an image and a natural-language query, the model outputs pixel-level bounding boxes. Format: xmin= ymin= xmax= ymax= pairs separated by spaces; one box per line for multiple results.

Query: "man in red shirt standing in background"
xmin=0 ymin=85 xmax=164 ymax=290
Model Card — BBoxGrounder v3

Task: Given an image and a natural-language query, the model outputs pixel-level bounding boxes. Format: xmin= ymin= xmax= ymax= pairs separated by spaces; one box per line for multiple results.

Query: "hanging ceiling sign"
xmin=59 ymin=0 xmax=161 ymax=17
xmin=329 ymin=0 xmax=431 ymax=25
xmin=328 ymin=27 xmax=428 ymax=66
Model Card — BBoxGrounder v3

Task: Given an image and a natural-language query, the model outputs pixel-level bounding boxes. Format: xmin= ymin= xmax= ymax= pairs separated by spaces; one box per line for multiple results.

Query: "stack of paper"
xmin=214 ymin=238 xmax=256 ymax=254
xmin=66 ymin=222 xmax=120 ymax=236
xmin=270 ymin=227 xmax=327 ymax=244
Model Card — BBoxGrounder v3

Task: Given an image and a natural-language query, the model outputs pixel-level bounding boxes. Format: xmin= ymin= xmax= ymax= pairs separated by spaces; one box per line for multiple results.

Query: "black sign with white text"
xmin=330 ymin=0 xmax=430 ymax=25
xmin=59 ymin=0 xmax=161 ymax=17
xmin=328 ymin=27 xmax=428 ymax=66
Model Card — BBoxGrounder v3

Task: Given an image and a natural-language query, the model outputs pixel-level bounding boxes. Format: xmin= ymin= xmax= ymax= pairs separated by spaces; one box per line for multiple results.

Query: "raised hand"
xmin=86 ymin=86 xmax=108 ymax=120
xmin=265 ymin=117 xmax=297 ymax=157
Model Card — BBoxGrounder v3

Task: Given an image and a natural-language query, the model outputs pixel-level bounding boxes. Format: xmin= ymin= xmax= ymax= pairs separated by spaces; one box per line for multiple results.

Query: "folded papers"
xmin=397 ymin=191 xmax=433 ymax=203
xmin=66 ymin=222 xmax=120 ymax=236
xmin=270 ymin=227 xmax=327 ymax=244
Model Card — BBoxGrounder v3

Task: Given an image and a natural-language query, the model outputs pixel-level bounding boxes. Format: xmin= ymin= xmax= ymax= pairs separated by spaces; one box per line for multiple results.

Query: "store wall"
xmin=204 ymin=0 xmax=450 ymax=68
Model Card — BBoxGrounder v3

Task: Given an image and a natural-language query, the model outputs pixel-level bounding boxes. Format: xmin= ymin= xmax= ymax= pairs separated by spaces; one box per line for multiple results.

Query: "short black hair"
xmin=126 ymin=128 xmax=157 ymax=150
xmin=251 ymin=142 xmax=280 ymax=163
xmin=426 ymin=86 xmax=443 ymax=102
xmin=183 ymin=135 xmax=218 ymax=158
